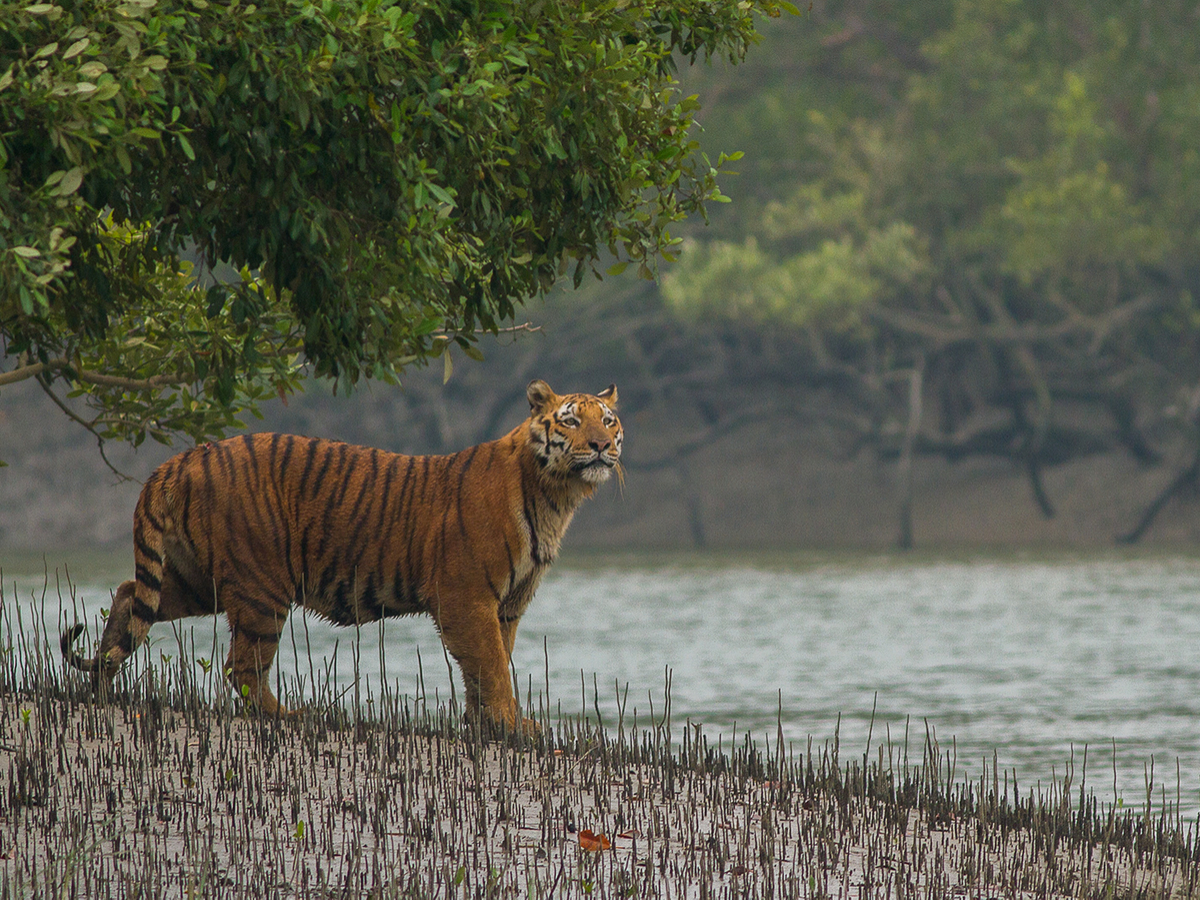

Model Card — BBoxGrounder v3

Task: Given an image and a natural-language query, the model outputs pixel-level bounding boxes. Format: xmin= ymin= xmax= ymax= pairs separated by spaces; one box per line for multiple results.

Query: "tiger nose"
xmin=589 ymin=438 xmax=611 ymax=453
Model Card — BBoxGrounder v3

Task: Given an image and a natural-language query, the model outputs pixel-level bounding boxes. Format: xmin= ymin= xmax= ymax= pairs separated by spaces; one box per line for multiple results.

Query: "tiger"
xmin=61 ymin=379 xmax=622 ymax=731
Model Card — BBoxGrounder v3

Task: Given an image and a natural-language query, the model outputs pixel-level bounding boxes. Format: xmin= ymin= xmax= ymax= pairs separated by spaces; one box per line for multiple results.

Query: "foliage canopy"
xmin=0 ymin=0 xmax=790 ymax=454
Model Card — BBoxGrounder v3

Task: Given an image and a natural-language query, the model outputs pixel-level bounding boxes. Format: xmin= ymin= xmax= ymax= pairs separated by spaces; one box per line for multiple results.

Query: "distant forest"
xmin=6 ymin=1 xmax=1200 ymax=552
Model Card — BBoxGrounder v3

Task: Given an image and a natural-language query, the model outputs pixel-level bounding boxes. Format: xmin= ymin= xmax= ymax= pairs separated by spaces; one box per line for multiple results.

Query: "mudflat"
xmin=1 ymin=683 xmax=1197 ymax=898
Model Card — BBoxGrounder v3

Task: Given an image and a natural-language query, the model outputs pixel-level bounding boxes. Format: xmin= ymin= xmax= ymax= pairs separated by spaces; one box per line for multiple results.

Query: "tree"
xmin=0 ymin=0 xmax=793 ymax=458
xmin=663 ymin=0 xmax=1200 ymax=544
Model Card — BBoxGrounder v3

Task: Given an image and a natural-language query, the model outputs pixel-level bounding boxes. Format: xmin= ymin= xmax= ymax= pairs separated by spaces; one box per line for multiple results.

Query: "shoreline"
xmin=2 ymin=677 xmax=1198 ymax=898
xmin=2 ymin=568 xmax=1199 ymax=897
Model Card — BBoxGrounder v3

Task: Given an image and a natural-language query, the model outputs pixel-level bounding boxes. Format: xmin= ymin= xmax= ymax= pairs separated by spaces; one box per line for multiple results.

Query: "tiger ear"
xmin=597 ymin=384 xmax=618 ymax=407
xmin=527 ymin=379 xmax=558 ymax=413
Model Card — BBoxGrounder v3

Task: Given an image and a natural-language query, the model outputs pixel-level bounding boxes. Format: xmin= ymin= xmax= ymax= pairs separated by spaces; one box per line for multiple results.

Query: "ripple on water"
xmin=7 ymin=551 xmax=1200 ymax=814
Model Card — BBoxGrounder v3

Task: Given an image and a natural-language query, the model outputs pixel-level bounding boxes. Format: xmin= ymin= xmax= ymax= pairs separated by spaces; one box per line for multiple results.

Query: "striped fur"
xmin=61 ymin=380 xmax=622 ymax=728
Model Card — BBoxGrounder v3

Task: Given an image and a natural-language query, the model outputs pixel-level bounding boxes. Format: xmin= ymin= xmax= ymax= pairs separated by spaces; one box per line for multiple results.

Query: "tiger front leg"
xmin=436 ymin=604 xmax=535 ymax=735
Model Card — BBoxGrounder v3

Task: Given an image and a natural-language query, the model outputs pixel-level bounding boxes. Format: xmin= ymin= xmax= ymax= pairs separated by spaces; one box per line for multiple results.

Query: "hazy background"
xmin=5 ymin=1 xmax=1200 ymax=555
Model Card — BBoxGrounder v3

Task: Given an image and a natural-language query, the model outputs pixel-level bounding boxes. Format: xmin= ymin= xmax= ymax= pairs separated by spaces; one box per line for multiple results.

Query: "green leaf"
xmin=56 ymin=166 xmax=84 ymax=196
xmin=94 ymin=80 xmax=121 ymax=101
xmin=415 ymin=316 xmax=441 ymax=336
xmin=62 ymin=37 xmax=90 ymax=59
xmin=178 ymin=133 xmax=195 ymax=161
xmin=427 ymin=183 xmax=455 ymax=207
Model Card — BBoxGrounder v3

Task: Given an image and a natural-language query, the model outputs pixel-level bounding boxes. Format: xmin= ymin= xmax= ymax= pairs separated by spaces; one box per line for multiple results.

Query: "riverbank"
xmin=7 ymin=373 xmax=1200 ymax=554
xmin=2 ymin=657 xmax=1198 ymax=898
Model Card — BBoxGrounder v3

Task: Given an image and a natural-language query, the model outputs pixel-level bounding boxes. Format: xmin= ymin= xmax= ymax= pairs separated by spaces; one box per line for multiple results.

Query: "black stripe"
xmin=198 ymin=441 xmax=216 ymax=492
xmin=222 ymin=498 xmax=241 ymax=576
xmin=309 ymin=441 xmax=336 ymax=495
xmin=329 ymin=578 xmax=354 ymax=624
xmin=523 ymin=497 xmax=540 ymax=564
xmin=454 ymin=445 xmax=479 ymax=547
xmin=214 ymin=439 xmax=235 ymax=484
xmin=346 ymin=448 xmax=377 ymax=522
xmin=298 ymin=522 xmax=314 ymax=591
xmin=276 ymin=436 xmax=300 ymax=589
xmin=398 ymin=456 xmax=423 ymax=600
xmin=298 ymin=436 xmax=320 ymax=489
xmin=390 ymin=566 xmax=411 ymax=611
xmin=295 ymin=439 xmax=321 ymax=588
xmin=131 ymin=596 xmax=157 ymax=623
xmin=505 ymin=569 xmax=537 ymax=608
xmin=341 ymin=449 xmax=380 ymax=575
xmin=135 ymin=534 xmax=162 ymax=564
xmin=242 ymin=434 xmax=259 ymax=480
xmin=178 ymin=468 xmax=198 ymax=554
xmin=227 ymin=587 xmax=289 ymax=621
xmin=315 ymin=565 xmax=337 ymax=604
xmin=139 ymin=485 xmax=166 ymax=533
xmin=371 ymin=455 xmax=399 ymax=578
xmin=485 ymin=572 xmax=502 ymax=601
xmin=275 ymin=433 xmax=295 ymax=487
xmin=234 ymin=624 xmax=281 ymax=644
xmin=361 ymin=572 xmax=381 ymax=615
xmin=315 ymin=444 xmax=351 ymax=559
xmin=135 ymin=565 xmax=161 ymax=593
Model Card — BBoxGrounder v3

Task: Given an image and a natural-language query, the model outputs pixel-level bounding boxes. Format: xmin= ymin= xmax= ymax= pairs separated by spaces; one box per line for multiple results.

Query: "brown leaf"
xmin=578 ymin=829 xmax=611 ymax=852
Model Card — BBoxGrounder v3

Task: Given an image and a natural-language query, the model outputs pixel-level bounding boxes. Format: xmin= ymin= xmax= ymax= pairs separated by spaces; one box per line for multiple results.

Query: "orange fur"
xmin=61 ymin=380 xmax=622 ymax=729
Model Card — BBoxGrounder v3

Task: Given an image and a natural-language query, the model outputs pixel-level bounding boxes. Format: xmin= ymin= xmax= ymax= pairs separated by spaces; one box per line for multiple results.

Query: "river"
xmin=3 ymin=551 xmax=1199 ymax=816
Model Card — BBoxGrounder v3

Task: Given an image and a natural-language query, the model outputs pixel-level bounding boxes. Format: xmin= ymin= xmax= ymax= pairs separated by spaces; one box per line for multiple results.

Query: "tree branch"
xmin=34 ymin=375 xmax=134 ymax=481
xmin=0 ymin=357 xmax=182 ymax=391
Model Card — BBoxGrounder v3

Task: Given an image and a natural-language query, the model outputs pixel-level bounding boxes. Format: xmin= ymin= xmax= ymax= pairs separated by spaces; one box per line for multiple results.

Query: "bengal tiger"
xmin=61 ymin=380 xmax=622 ymax=730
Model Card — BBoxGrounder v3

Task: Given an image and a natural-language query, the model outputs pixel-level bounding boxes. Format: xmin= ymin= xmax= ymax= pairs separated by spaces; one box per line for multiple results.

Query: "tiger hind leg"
xmin=225 ymin=609 xmax=292 ymax=716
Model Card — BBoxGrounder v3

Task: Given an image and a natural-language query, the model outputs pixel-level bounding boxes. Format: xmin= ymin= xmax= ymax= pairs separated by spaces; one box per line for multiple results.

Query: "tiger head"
xmin=526 ymin=380 xmax=622 ymax=486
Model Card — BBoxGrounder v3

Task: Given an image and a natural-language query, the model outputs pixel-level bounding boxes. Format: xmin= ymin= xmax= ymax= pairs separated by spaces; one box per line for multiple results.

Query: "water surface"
xmin=4 ymin=551 xmax=1199 ymax=814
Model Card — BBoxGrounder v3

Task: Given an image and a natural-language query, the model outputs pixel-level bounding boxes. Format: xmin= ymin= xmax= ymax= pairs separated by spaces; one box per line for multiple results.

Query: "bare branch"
xmin=33 ymin=375 xmax=134 ymax=481
xmin=872 ymin=291 xmax=1159 ymax=350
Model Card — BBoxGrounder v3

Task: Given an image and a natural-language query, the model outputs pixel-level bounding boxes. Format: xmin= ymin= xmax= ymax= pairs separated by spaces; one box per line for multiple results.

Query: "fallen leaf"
xmin=578 ymin=829 xmax=611 ymax=851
